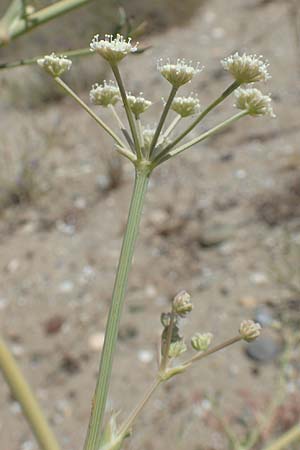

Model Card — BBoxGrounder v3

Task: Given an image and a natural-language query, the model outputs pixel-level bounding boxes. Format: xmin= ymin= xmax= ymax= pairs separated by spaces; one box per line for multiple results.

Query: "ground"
xmin=0 ymin=1 xmax=300 ymax=449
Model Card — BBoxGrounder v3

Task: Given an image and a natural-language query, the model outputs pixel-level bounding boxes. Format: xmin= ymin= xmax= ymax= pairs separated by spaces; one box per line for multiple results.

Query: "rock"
xmin=239 ymin=296 xmax=258 ymax=309
xmin=43 ymin=315 xmax=65 ymax=335
xmin=137 ymin=349 xmax=154 ymax=364
xmin=198 ymin=224 xmax=235 ymax=248
xmin=88 ymin=333 xmax=105 ymax=351
xmin=245 ymin=330 xmax=283 ymax=363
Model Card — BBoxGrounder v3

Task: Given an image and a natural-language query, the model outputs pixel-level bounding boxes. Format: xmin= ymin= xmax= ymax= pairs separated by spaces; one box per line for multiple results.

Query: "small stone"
xmin=239 ymin=296 xmax=258 ymax=309
xmin=199 ymin=224 xmax=234 ymax=248
xmin=6 ymin=259 xmax=20 ymax=273
xmin=56 ymin=221 xmax=75 ymax=235
xmin=249 ymin=272 xmax=268 ymax=285
xmin=254 ymin=306 xmax=275 ymax=326
xmin=137 ymin=349 xmax=154 ymax=364
xmin=88 ymin=333 xmax=105 ymax=351
xmin=43 ymin=315 xmax=65 ymax=335
xmin=245 ymin=330 xmax=283 ymax=363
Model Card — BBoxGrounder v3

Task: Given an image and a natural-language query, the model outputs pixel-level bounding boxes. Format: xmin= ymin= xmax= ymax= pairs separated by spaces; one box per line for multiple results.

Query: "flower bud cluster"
xmin=89 ymin=80 xmax=120 ymax=107
xmin=172 ymin=290 xmax=193 ymax=317
xmin=127 ymin=93 xmax=152 ymax=116
xmin=90 ymin=34 xmax=138 ymax=64
xmin=239 ymin=320 xmax=262 ymax=342
xmin=235 ymin=87 xmax=275 ymax=117
xmin=191 ymin=332 xmax=213 ymax=352
xmin=171 ymin=94 xmax=200 ymax=117
xmin=37 ymin=53 xmax=72 ymax=77
xmin=157 ymin=58 xmax=202 ymax=88
xmin=221 ymin=52 xmax=270 ymax=84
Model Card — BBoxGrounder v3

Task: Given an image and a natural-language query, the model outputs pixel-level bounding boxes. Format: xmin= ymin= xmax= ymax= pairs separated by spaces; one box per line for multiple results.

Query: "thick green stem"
xmin=83 ymin=165 xmax=151 ymax=450
xmin=261 ymin=425 xmax=300 ymax=450
xmin=0 ymin=337 xmax=61 ymax=450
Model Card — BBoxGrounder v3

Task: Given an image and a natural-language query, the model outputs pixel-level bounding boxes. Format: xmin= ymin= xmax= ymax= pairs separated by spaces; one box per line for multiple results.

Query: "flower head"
xmin=168 ymin=340 xmax=187 ymax=358
xmin=37 ymin=53 xmax=72 ymax=77
xmin=127 ymin=93 xmax=152 ymax=116
xmin=221 ymin=52 xmax=270 ymax=84
xmin=90 ymin=34 xmax=138 ymax=64
xmin=158 ymin=58 xmax=202 ymax=88
xmin=173 ymin=290 xmax=193 ymax=317
xmin=239 ymin=320 xmax=262 ymax=342
xmin=191 ymin=332 xmax=213 ymax=352
xmin=235 ymin=87 xmax=275 ymax=117
xmin=171 ymin=93 xmax=200 ymax=117
xmin=89 ymin=80 xmax=120 ymax=107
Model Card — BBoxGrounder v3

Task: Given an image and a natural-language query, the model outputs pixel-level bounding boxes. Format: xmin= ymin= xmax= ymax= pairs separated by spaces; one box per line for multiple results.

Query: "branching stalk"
xmin=162 ymin=81 xmax=240 ymax=154
xmin=0 ymin=337 xmax=61 ymax=450
xmin=0 ymin=0 xmax=94 ymax=45
xmin=111 ymin=64 xmax=143 ymax=160
xmin=149 ymin=85 xmax=177 ymax=155
xmin=261 ymin=424 xmax=300 ymax=450
xmin=54 ymin=77 xmax=126 ymax=149
xmin=154 ymin=110 xmax=248 ymax=166
xmin=83 ymin=164 xmax=151 ymax=450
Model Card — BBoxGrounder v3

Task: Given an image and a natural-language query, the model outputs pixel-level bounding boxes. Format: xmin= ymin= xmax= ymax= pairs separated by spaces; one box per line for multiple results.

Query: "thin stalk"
xmin=149 ymin=85 xmax=177 ymax=156
xmin=161 ymin=81 xmax=240 ymax=155
xmin=184 ymin=335 xmax=242 ymax=367
xmin=136 ymin=116 xmax=145 ymax=149
xmin=54 ymin=77 xmax=126 ymax=149
xmin=0 ymin=47 xmax=92 ymax=70
xmin=83 ymin=165 xmax=151 ymax=450
xmin=118 ymin=378 xmax=161 ymax=437
xmin=154 ymin=110 xmax=248 ymax=166
xmin=111 ymin=64 xmax=143 ymax=160
xmin=1 ymin=0 xmax=94 ymax=44
xmin=261 ymin=424 xmax=300 ymax=450
xmin=109 ymin=104 xmax=126 ymax=130
xmin=0 ymin=337 xmax=61 ymax=450
xmin=163 ymin=115 xmax=181 ymax=139
xmin=115 ymin=145 xmax=136 ymax=163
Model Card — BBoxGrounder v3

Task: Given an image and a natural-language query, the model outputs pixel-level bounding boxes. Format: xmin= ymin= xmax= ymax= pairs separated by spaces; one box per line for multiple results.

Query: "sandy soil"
xmin=1 ymin=1 xmax=300 ymax=449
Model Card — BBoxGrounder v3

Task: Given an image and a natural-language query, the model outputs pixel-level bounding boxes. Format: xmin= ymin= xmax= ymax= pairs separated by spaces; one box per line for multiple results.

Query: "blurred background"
xmin=0 ymin=1 xmax=300 ymax=449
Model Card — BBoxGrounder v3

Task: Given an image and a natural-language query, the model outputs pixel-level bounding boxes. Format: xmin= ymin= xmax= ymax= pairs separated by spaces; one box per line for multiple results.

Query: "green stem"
xmin=0 ymin=47 xmax=92 ymax=70
xmin=161 ymin=81 xmax=240 ymax=155
xmin=154 ymin=110 xmax=248 ymax=166
xmin=1 ymin=0 xmax=94 ymax=45
xmin=160 ymin=311 xmax=175 ymax=371
xmin=118 ymin=378 xmax=161 ymax=438
xmin=261 ymin=424 xmax=300 ymax=450
xmin=54 ymin=77 xmax=126 ymax=149
xmin=149 ymin=85 xmax=177 ymax=156
xmin=111 ymin=64 xmax=143 ymax=160
xmin=0 ymin=337 xmax=61 ymax=450
xmin=83 ymin=165 xmax=151 ymax=450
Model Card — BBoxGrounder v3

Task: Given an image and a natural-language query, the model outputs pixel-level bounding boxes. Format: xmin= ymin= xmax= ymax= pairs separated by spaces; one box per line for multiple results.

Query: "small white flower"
xmin=90 ymin=34 xmax=138 ymax=64
xmin=89 ymin=80 xmax=120 ymax=107
xmin=191 ymin=332 xmax=213 ymax=352
xmin=37 ymin=53 xmax=72 ymax=77
xmin=158 ymin=58 xmax=202 ymax=88
xmin=235 ymin=87 xmax=275 ymax=117
xmin=171 ymin=93 xmax=200 ymax=117
xmin=221 ymin=52 xmax=270 ymax=83
xmin=127 ymin=92 xmax=152 ymax=116
xmin=239 ymin=320 xmax=262 ymax=342
xmin=168 ymin=340 xmax=187 ymax=358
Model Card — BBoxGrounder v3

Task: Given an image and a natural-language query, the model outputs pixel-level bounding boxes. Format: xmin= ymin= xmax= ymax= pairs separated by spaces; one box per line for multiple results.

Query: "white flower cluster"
xmin=171 ymin=94 xmax=200 ymax=117
xmin=221 ymin=52 xmax=270 ymax=84
xmin=191 ymin=332 xmax=213 ymax=352
xmin=37 ymin=53 xmax=72 ymax=77
xmin=127 ymin=93 xmax=152 ymax=116
xmin=239 ymin=320 xmax=262 ymax=342
xmin=89 ymin=80 xmax=120 ymax=107
xmin=235 ymin=87 xmax=275 ymax=117
xmin=90 ymin=34 xmax=138 ymax=64
xmin=158 ymin=58 xmax=202 ymax=88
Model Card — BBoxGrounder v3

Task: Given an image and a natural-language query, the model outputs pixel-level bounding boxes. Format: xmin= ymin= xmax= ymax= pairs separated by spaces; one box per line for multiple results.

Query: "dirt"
xmin=1 ymin=1 xmax=300 ymax=449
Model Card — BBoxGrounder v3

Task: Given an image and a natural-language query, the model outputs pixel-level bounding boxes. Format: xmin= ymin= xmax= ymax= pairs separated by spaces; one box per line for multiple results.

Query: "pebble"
xmin=245 ymin=330 xmax=282 ymax=363
xmin=137 ymin=349 xmax=154 ymax=364
xmin=88 ymin=333 xmax=105 ymax=351
xmin=239 ymin=296 xmax=258 ymax=309
xmin=249 ymin=272 xmax=269 ymax=285
xmin=59 ymin=280 xmax=74 ymax=293
xmin=198 ymin=224 xmax=234 ymax=248
xmin=43 ymin=315 xmax=65 ymax=335
xmin=56 ymin=220 xmax=75 ymax=235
